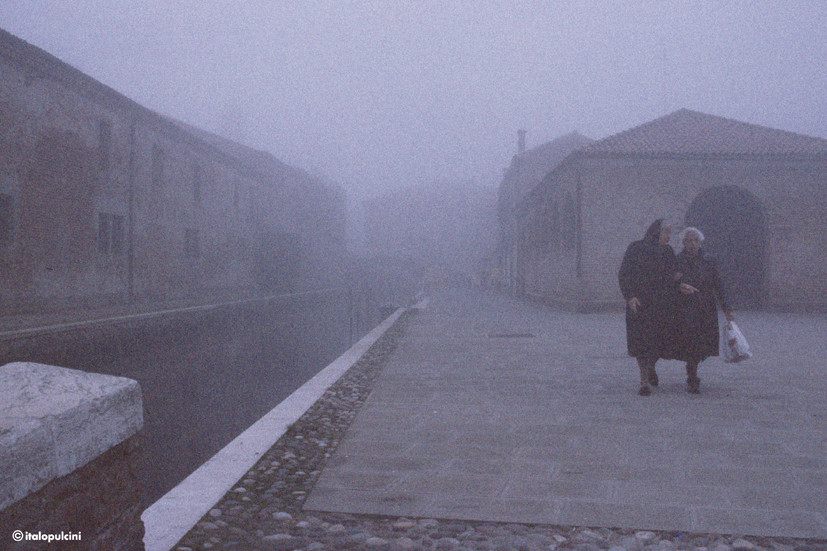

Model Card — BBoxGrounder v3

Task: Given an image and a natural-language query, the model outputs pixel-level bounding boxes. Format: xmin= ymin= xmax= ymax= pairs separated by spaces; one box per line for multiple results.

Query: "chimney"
xmin=517 ymin=129 xmax=526 ymax=155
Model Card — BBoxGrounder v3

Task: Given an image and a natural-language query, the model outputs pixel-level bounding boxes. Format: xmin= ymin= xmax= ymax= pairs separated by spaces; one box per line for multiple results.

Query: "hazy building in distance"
xmin=363 ymin=182 xmax=497 ymax=289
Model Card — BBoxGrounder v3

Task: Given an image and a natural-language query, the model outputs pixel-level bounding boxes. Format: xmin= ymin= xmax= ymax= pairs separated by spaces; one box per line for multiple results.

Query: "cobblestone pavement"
xmin=173 ymin=297 xmax=826 ymax=551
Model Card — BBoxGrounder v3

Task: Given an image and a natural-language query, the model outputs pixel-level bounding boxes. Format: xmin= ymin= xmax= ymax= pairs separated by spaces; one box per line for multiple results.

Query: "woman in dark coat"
xmin=618 ymin=219 xmax=683 ymax=396
xmin=675 ymin=227 xmax=734 ymax=393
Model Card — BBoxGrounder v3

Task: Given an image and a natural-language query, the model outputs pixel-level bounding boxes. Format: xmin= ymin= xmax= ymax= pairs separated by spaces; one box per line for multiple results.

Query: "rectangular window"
xmin=0 ymin=194 xmax=14 ymax=247
xmin=184 ymin=228 xmax=200 ymax=259
xmin=233 ymin=182 xmax=239 ymax=215
xmin=98 ymin=212 xmax=125 ymax=256
xmin=151 ymin=144 xmax=165 ymax=189
xmin=111 ymin=214 xmax=125 ymax=255
xmin=99 ymin=120 xmax=112 ymax=175
xmin=98 ymin=212 xmax=111 ymax=255
xmin=193 ymin=164 xmax=202 ymax=207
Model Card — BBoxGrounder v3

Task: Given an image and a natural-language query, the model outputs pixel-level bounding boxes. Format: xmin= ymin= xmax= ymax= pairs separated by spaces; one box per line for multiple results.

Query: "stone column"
xmin=0 ymin=362 xmax=144 ymax=550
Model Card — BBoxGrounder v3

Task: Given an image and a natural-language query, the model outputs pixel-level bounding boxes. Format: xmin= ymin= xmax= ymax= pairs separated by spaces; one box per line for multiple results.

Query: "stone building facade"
xmin=0 ymin=29 xmax=345 ymax=314
xmin=514 ymin=109 xmax=827 ymax=311
xmin=496 ymin=131 xmax=592 ymax=293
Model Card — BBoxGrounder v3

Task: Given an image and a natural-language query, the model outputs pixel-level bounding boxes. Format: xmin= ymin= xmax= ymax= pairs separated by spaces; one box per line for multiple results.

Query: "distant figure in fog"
xmin=618 ymin=219 xmax=683 ymax=396
xmin=675 ymin=227 xmax=734 ymax=394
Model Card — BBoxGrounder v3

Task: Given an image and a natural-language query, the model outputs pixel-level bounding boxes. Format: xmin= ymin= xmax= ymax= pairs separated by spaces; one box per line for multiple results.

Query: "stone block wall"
xmin=578 ymin=157 xmax=827 ymax=310
xmin=517 ymin=154 xmax=827 ymax=311
xmin=0 ymin=435 xmax=144 ymax=551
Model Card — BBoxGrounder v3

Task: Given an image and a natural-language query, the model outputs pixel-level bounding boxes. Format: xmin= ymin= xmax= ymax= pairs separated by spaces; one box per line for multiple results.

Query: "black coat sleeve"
xmin=665 ymin=247 xmax=681 ymax=291
xmin=709 ymin=257 xmax=730 ymax=311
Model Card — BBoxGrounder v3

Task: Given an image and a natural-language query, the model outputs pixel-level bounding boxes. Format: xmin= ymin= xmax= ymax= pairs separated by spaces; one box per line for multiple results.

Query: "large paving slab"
xmin=305 ymin=288 xmax=827 ymax=538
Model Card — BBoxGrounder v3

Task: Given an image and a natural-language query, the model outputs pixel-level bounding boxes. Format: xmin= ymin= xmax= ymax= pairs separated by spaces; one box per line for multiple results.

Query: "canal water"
xmin=1 ymin=288 xmax=381 ymax=505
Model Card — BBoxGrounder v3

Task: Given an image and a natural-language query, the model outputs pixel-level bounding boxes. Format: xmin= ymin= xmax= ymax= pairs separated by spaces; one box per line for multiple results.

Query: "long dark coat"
xmin=675 ymin=250 xmax=730 ymax=361
xmin=618 ymin=240 xmax=680 ymax=359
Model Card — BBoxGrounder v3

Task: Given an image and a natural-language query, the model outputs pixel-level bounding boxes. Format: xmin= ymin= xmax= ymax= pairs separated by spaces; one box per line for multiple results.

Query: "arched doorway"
xmin=684 ymin=186 xmax=767 ymax=309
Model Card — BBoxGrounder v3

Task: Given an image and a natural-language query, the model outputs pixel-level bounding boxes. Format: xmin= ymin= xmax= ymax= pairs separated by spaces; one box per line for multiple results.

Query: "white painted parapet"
xmin=142 ymin=307 xmax=406 ymax=551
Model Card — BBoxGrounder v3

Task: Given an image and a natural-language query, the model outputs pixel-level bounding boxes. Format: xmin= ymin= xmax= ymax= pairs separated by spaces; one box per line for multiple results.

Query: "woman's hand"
xmin=724 ymin=310 xmax=735 ymax=322
xmin=628 ymin=297 xmax=641 ymax=312
xmin=680 ymin=283 xmax=699 ymax=295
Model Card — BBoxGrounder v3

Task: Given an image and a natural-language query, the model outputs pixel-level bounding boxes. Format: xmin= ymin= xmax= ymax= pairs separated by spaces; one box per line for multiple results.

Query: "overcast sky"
xmin=2 ymin=1 xmax=825 ymax=197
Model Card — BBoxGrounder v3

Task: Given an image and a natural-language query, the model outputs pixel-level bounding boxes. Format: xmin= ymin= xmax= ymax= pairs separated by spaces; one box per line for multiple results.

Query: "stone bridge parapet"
xmin=0 ymin=362 xmax=144 ymax=550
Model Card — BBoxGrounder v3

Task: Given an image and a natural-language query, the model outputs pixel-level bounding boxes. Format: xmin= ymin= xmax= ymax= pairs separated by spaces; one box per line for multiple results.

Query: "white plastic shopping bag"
xmin=722 ymin=321 xmax=752 ymax=363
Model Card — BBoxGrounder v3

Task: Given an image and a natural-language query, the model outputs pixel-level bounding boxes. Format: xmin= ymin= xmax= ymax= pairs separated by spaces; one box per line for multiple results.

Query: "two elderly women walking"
xmin=618 ymin=219 xmax=734 ymax=396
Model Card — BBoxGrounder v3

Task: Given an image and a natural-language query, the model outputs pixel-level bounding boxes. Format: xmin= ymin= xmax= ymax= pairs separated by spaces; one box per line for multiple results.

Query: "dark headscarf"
xmin=643 ymin=219 xmax=664 ymax=245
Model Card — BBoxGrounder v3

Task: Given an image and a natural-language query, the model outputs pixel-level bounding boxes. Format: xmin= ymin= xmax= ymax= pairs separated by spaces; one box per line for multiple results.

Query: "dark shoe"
xmin=687 ymin=377 xmax=700 ymax=394
xmin=648 ymin=369 xmax=659 ymax=387
xmin=638 ymin=384 xmax=651 ymax=396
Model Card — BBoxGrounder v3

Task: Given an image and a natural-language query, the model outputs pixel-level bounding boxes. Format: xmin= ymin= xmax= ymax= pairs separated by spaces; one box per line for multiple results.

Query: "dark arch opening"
xmin=684 ymin=186 xmax=767 ymax=309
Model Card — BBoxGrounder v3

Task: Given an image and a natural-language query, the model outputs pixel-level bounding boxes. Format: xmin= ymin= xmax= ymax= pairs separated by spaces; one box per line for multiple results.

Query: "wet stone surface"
xmin=173 ymin=310 xmax=824 ymax=551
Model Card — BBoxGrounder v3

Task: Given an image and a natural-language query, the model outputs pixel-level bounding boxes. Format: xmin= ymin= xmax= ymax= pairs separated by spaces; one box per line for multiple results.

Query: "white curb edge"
xmin=141 ymin=306 xmax=408 ymax=551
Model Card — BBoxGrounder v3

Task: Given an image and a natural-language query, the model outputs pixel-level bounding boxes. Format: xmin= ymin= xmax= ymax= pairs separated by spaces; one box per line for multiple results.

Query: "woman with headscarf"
xmin=618 ymin=219 xmax=684 ymax=396
xmin=675 ymin=227 xmax=734 ymax=393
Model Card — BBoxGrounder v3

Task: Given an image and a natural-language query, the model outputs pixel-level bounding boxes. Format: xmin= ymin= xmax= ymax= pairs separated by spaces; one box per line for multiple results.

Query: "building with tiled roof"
xmin=513 ymin=109 xmax=827 ymax=311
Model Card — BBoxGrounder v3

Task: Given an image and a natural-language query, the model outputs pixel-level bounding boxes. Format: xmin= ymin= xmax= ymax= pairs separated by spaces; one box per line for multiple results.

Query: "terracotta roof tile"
xmin=580 ymin=109 xmax=827 ymax=157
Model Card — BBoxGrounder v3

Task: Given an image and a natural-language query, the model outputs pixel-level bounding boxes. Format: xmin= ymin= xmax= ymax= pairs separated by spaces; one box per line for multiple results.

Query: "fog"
xmin=2 ymin=1 xmax=825 ymax=198
xmin=2 ymin=2 xmax=826 ymax=526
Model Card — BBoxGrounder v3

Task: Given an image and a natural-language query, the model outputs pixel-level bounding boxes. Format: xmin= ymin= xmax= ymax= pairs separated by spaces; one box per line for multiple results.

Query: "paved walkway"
xmin=305 ymin=288 xmax=827 ymax=538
